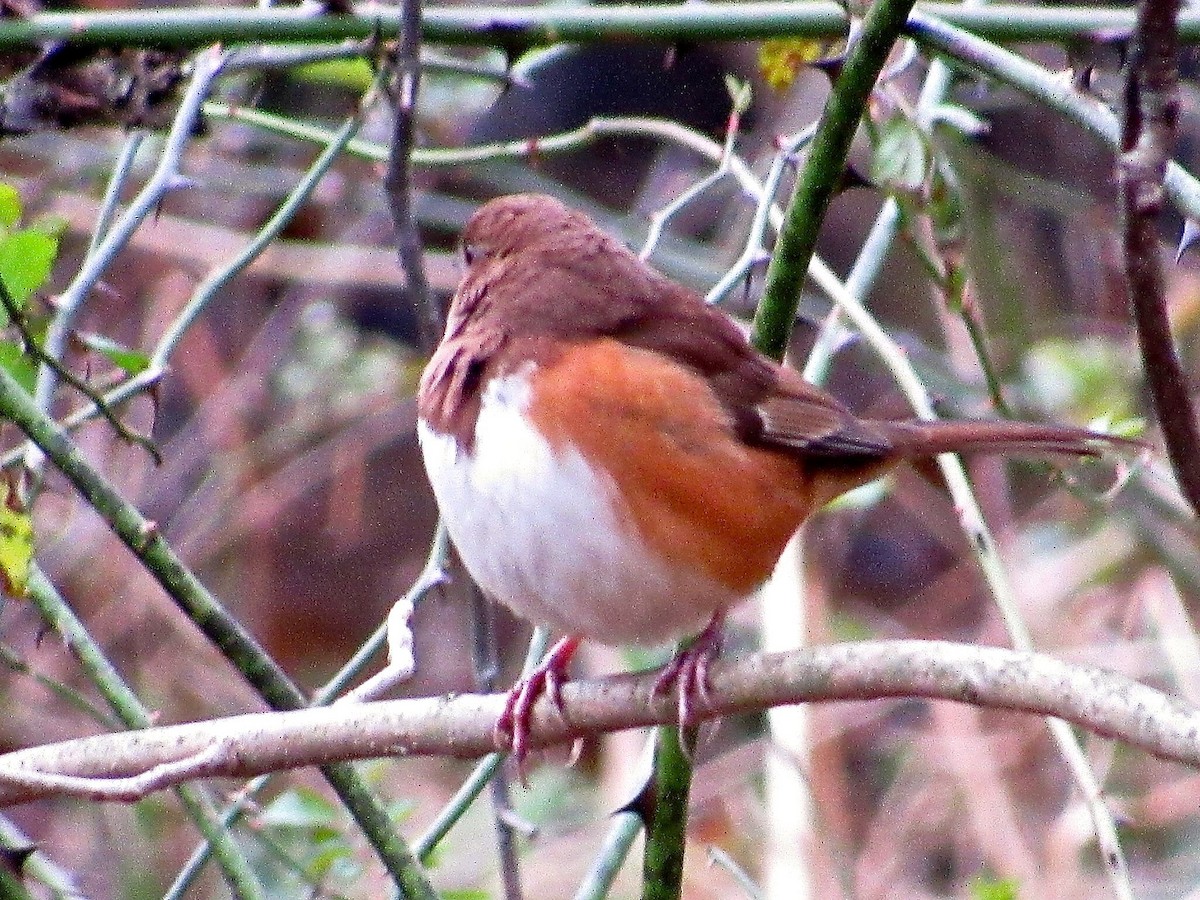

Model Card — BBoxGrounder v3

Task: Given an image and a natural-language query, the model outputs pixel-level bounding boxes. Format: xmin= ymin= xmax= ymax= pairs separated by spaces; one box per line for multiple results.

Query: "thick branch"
xmin=0 ymin=641 xmax=1196 ymax=807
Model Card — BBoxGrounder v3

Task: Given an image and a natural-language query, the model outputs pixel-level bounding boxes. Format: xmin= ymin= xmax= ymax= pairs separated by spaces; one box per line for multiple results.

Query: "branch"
xmin=0 ymin=311 xmax=436 ymax=896
xmin=0 ymin=279 xmax=161 ymax=464
xmin=383 ymin=0 xmax=440 ymax=351
xmin=8 ymin=5 xmax=1200 ymax=50
xmin=24 ymin=46 xmax=225 ymax=476
xmin=26 ymin=569 xmax=264 ymax=899
xmin=907 ymin=14 xmax=1200 ymax=232
xmin=752 ymin=0 xmax=919 ymax=360
xmin=1119 ymin=0 xmax=1200 ymax=515
xmin=0 ymin=641 xmax=1196 ymax=806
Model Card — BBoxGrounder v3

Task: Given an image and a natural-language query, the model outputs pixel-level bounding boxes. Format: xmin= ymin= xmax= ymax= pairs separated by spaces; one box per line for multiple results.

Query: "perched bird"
xmin=417 ymin=193 xmax=1131 ymax=761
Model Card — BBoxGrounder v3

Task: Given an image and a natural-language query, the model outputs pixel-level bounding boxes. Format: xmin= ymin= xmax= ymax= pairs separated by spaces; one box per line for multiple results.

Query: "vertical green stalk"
xmin=641 ymin=724 xmax=697 ymax=900
xmin=752 ymin=0 xmax=921 ymax=361
xmin=641 ymin=2 xmax=920 ymax=895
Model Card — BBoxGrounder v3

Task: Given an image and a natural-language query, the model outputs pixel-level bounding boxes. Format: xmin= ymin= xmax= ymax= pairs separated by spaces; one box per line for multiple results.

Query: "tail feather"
xmin=880 ymin=419 xmax=1139 ymax=459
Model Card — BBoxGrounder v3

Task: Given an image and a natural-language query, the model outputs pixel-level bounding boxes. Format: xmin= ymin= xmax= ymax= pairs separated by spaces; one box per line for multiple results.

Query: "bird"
xmin=417 ymin=192 xmax=1134 ymax=764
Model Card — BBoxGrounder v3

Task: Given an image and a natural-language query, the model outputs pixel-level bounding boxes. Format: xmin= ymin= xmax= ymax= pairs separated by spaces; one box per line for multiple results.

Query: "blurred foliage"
xmin=258 ymin=788 xmax=367 ymax=892
xmin=1023 ymin=336 xmax=1141 ymax=422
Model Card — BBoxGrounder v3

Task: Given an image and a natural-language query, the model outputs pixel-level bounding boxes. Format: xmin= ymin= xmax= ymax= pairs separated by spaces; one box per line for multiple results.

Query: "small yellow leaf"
xmin=758 ymin=38 xmax=842 ymax=92
xmin=0 ymin=488 xmax=33 ymax=598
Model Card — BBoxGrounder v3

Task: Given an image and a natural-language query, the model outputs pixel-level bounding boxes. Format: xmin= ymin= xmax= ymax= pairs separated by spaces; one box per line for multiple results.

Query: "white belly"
xmin=417 ymin=370 xmax=733 ymax=646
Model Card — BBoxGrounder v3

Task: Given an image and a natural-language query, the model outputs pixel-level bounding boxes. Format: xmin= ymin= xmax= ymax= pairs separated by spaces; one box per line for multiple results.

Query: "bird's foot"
xmin=496 ymin=635 xmax=581 ymax=776
xmin=652 ymin=614 xmax=724 ymax=727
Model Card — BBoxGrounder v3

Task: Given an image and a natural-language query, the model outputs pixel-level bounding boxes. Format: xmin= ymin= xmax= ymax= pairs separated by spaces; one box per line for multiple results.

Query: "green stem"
xmin=0 ymin=366 xmax=436 ymax=897
xmin=753 ymin=0 xmax=919 ymax=360
xmin=5 ymin=4 xmax=1200 ymax=49
xmin=641 ymin=725 xmax=696 ymax=900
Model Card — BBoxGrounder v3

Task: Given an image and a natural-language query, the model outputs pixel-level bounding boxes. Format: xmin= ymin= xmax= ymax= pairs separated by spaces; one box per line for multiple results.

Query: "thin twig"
xmin=383 ymin=0 xmax=439 ymax=352
xmin=469 ymin=582 xmax=525 ymax=900
xmin=0 ymin=642 xmax=115 ymax=729
xmin=0 ymin=279 xmax=161 ymax=464
xmin=412 ymin=629 xmax=550 ymax=860
xmin=638 ymin=99 xmax=747 ymax=263
xmin=896 ymin=211 xmax=1015 ymax=415
xmin=86 ymin=132 xmax=145 ymax=258
xmin=24 ymin=46 xmax=226 ymax=477
xmin=168 ymin=524 xmax=450 ymax=897
xmin=573 ymin=811 xmax=642 ymax=900
xmin=705 ymin=124 xmax=819 ymax=305
xmin=752 ymin=0 xmax=920 ymax=360
xmin=906 ymin=13 xmax=1200 ymax=226
xmin=0 ymin=338 xmax=437 ymax=897
xmin=7 ymin=4 xmax=1200 ymax=50
xmin=761 ymin=53 xmax=1134 ymax=900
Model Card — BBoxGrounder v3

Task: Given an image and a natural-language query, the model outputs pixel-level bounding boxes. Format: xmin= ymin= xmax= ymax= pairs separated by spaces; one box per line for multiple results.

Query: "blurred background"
xmin=0 ymin=2 xmax=1197 ymax=897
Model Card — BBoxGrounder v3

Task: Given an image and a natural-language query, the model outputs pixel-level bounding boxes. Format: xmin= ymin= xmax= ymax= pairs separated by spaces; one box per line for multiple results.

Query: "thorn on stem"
xmin=136 ymin=519 xmax=159 ymax=551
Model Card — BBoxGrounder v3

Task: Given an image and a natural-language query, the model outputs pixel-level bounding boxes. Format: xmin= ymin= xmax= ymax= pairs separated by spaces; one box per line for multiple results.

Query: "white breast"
xmin=417 ymin=368 xmax=732 ymax=646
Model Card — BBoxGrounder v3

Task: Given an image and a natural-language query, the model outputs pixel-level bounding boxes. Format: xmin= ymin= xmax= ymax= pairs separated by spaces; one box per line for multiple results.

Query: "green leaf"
xmin=872 ymin=115 xmax=929 ymax=194
xmin=0 ymin=487 xmax=33 ymax=598
xmin=292 ymin=58 xmax=374 ymax=91
xmin=0 ymin=185 xmax=20 ymax=230
xmin=77 ymin=332 xmax=151 ymax=376
xmin=0 ymin=340 xmax=39 ymax=394
xmin=0 ymin=229 xmax=58 ymax=307
xmin=970 ymin=875 xmax=1020 ymax=900
xmin=261 ymin=788 xmax=339 ymax=830
xmin=723 ymin=73 xmax=753 ymax=116
xmin=929 ymin=157 xmax=965 ymax=245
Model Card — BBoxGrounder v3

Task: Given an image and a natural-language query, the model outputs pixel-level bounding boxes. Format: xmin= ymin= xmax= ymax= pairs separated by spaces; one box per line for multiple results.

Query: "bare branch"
xmin=383 ymin=0 xmax=440 ymax=351
xmin=1119 ymin=0 xmax=1200 ymax=515
xmin=0 ymin=641 xmax=1196 ymax=807
xmin=0 ymin=743 xmax=231 ymax=803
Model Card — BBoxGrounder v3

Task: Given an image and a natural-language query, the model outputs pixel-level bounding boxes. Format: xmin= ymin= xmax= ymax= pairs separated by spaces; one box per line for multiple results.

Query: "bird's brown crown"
xmin=458 ymin=193 xmax=594 ymax=264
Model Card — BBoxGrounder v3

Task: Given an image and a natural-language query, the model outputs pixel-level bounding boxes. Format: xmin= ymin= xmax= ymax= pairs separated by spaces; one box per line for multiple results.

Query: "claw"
xmin=652 ymin=614 xmax=725 ymax=727
xmin=496 ymin=635 xmax=581 ymax=778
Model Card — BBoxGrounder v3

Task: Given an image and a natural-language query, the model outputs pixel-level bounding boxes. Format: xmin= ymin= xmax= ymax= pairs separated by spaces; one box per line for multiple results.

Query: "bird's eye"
xmin=462 ymin=243 xmax=479 ymax=265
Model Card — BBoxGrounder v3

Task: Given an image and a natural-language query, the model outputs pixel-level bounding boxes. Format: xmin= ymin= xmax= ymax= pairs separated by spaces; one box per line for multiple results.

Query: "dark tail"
xmin=880 ymin=419 xmax=1142 ymax=460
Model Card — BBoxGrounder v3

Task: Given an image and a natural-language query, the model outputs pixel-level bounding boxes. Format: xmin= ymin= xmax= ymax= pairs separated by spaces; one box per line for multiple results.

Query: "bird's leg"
xmin=652 ymin=613 xmax=724 ymax=726
xmin=496 ymin=634 xmax=581 ymax=769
